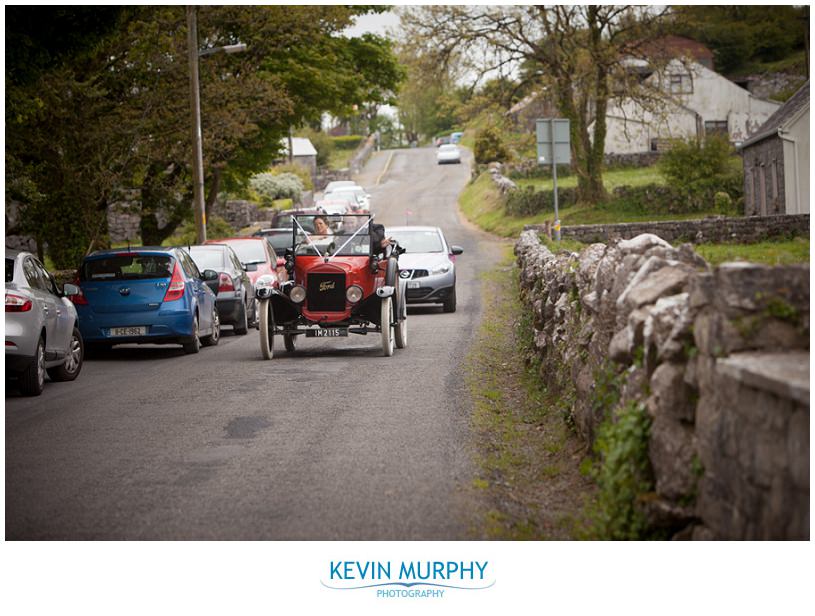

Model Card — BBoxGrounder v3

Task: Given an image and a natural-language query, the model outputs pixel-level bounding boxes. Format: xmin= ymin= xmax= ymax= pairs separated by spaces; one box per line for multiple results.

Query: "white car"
xmin=323 ymin=180 xmax=358 ymax=194
xmin=436 ymin=144 xmax=461 ymax=164
xmin=325 ymin=186 xmax=370 ymax=212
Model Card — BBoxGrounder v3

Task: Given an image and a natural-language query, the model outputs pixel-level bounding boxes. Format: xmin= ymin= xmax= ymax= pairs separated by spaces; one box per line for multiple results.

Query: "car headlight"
xmin=346 ymin=285 xmax=363 ymax=304
xmin=430 ymin=262 xmax=452 ymax=275
xmin=289 ymin=285 xmax=306 ymax=303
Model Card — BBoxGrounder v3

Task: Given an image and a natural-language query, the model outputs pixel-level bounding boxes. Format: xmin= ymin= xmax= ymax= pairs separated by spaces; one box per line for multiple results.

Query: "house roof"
xmin=626 ymin=35 xmax=714 ymax=67
xmin=740 ymin=81 xmax=810 ymax=149
xmin=279 ymin=137 xmax=317 ymax=157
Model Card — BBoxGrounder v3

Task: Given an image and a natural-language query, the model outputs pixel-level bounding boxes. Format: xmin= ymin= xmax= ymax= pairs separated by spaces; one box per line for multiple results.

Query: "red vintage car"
xmin=253 ymin=214 xmax=407 ymax=357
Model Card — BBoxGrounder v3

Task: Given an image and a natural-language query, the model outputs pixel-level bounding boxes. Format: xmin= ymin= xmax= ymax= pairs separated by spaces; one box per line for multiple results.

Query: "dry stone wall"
xmin=515 ymin=230 xmax=809 ymax=539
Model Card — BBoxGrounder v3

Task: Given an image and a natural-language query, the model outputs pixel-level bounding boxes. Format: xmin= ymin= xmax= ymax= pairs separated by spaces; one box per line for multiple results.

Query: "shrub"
xmin=163 ymin=215 xmax=236 ymax=246
xmin=331 ymin=135 xmax=365 ymax=150
xmin=269 ymin=163 xmax=313 ymax=191
xmin=248 ymin=172 xmax=304 ymax=206
xmin=505 ymin=186 xmax=579 ymax=216
xmin=659 ymin=135 xmax=733 ymax=187
xmin=473 ymin=126 xmax=510 ymax=164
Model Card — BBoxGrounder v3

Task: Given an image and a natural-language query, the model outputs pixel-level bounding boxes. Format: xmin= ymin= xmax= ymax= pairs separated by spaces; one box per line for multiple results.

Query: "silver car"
xmin=436 ymin=144 xmax=461 ymax=164
xmin=385 ymin=226 xmax=463 ymax=313
xmin=5 ymin=249 xmax=84 ymax=395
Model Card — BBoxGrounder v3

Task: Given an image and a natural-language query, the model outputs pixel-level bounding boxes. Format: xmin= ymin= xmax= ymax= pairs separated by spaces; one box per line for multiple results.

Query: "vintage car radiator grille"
xmin=306 ymin=272 xmax=346 ymax=312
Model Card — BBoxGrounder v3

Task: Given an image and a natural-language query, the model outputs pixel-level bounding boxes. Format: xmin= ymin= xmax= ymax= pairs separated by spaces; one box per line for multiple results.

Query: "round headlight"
xmin=289 ymin=285 xmax=306 ymax=303
xmin=346 ymin=285 xmax=363 ymax=304
xmin=255 ymin=274 xmax=276 ymax=291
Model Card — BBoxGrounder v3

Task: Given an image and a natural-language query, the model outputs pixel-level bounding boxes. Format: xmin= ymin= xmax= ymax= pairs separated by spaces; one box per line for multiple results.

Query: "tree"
xmin=400 ymin=5 xmax=671 ymax=204
xmin=6 ymin=6 xmax=403 ymax=264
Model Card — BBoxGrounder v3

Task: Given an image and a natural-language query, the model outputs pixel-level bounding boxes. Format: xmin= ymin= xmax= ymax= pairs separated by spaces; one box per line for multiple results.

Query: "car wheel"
xmin=19 ymin=335 xmax=46 ymax=396
xmin=284 ymin=333 xmax=296 ymax=353
xmin=183 ymin=315 xmax=201 ymax=354
xmin=394 ymin=283 xmax=407 ymax=350
xmin=202 ymin=307 xmax=220 ymax=346
xmin=47 ymin=327 xmax=84 ymax=382
xmin=259 ymin=299 xmax=275 ymax=360
xmin=234 ymin=298 xmax=249 ymax=335
xmin=442 ymin=287 xmax=457 ymax=313
xmin=380 ymin=296 xmax=394 ymax=357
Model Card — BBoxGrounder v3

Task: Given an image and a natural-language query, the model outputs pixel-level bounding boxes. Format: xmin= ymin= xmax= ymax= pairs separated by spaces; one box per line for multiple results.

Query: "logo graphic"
xmin=319 ymin=281 xmax=336 ymax=292
xmin=399 ymin=270 xmax=411 ymax=279
xmin=322 ymin=560 xmax=494 ymax=599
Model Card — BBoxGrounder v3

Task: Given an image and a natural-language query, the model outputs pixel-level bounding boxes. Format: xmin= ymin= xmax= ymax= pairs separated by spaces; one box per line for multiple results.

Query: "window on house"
xmin=668 ymin=73 xmax=693 ymax=94
xmin=705 ymin=121 xmax=729 ymax=136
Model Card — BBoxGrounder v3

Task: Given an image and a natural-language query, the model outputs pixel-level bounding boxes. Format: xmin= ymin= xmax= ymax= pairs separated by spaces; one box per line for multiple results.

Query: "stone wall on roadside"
xmin=525 ymin=214 xmax=810 ymax=245
xmin=514 ymin=230 xmax=809 ymax=539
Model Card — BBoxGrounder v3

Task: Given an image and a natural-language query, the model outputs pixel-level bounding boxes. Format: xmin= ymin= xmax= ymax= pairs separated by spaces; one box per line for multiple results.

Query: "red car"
xmin=204 ymin=237 xmax=284 ymax=286
xmin=253 ymin=214 xmax=407 ymax=358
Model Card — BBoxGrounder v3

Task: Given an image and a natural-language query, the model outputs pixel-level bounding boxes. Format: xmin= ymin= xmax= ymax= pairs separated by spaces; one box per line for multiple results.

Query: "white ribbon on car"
xmin=326 ymin=214 xmax=374 ymax=263
xmin=292 ymin=215 xmax=324 ymax=259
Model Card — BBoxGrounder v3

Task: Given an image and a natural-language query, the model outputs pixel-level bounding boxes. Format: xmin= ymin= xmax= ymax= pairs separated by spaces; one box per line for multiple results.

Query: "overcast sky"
xmin=343 ymin=9 xmax=401 ymax=38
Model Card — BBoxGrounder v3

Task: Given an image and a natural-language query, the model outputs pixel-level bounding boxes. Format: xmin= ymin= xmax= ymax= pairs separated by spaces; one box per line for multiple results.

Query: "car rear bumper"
xmin=76 ymin=307 xmax=194 ymax=343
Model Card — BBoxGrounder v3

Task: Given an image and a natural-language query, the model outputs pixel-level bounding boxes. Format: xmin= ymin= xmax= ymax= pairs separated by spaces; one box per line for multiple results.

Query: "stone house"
xmin=739 ymin=81 xmax=810 ymax=216
xmin=602 ymin=38 xmax=781 ymax=154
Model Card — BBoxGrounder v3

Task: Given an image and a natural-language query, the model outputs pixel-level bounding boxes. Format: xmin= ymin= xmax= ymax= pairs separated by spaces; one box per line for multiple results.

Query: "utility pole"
xmin=187 ymin=6 xmax=206 ymax=244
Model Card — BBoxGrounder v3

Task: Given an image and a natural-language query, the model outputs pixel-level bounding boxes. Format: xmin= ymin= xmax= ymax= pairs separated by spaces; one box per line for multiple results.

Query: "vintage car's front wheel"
xmin=394 ymin=282 xmax=407 ymax=349
xmin=381 ymin=296 xmax=394 ymax=357
xmin=259 ymin=299 xmax=275 ymax=360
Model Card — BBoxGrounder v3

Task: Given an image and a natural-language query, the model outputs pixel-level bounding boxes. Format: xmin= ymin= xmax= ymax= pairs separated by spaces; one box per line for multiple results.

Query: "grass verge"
xmin=694 ymin=237 xmax=810 ymax=265
xmin=465 ymin=247 xmax=594 ymax=539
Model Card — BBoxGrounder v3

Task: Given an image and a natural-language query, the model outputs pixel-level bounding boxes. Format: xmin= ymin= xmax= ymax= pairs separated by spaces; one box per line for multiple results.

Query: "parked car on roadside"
xmin=188 ymin=244 xmax=257 ymax=335
xmin=69 ymin=247 xmax=220 ymax=354
xmin=323 ymin=180 xmax=358 ymax=194
xmin=205 ymin=237 xmax=282 ymax=287
xmin=436 ymin=144 xmax=461 ymax=164
xmin=6 ymin=249 xmax=84 ymax=395
xmin=384 ymin=226 xmax=463 ymax=313
xmin=323 ymin=185 xmax=370 ymax=212
xmin=253 ymin=227 xmax=296 ymax=254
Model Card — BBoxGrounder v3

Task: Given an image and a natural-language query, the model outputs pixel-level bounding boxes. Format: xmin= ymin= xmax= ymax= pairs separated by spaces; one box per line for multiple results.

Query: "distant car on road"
xmin=188 ymin=244 xmax=257 ymax=335
xmin=384 ymin=226 xmax=463 ymax=313
xmin=436 ymin=144 xmax=461 ymax=164
xmin=253 ymin=227 xmax=295 ymax=254
xmin=323 ymin=180 xmax=358 ymax=194
xmin=324 ymin=185 xmax=370 ymax=212
xmin=69 ymin=247 xmax=220 ymax=354
xmin=435 ymin=135 xmax=451 ymax=147
xmin=6 ymin=249 xmax=84 ymax=395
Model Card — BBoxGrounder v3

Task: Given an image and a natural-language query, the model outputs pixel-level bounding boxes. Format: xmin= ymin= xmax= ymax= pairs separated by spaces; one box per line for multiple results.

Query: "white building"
xmin=602 ymin=59 xmax=781 ymax=154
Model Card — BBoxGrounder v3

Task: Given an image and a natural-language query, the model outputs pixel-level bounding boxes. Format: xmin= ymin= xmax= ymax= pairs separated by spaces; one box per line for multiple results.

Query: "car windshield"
xmin=292 ymin=214 xmax=372 ymax=257
xmin=276 ymin=214 xmax=315 ymax=232
xmin=81 ymin=254 xmax=173 ymax=280
xmin=263 ymin=232 xmax=292 ymax=252
xmin=189 ymin=247 xmax=226 ymax=271
xmin=6 ymin=258 xmax=15 ymax=283
xmin=386 ymin=230 xmax=444 ymax=253
xmin=224 ymin=241 xmax=266 ymax=264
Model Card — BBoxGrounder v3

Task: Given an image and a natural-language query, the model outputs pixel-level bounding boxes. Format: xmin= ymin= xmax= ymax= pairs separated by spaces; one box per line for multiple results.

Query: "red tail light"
xmin=68 ymin=274 xmax=89 ymax=305
xmin=218 ymin=273 xmax=234 ymax=293
xmin=5 ymin=292 xmax=32 ymax=312
xmin=163 ymin=262 xmax=185 ymax=302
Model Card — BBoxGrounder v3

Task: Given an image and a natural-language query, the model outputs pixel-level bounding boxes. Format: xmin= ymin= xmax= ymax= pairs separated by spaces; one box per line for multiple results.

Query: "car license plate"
xmin=408 ymin=281 xmax=420 ymax=288
xmin=109 ymin=326 xmax=147 ymax=337
xmin=306 ymin=328 xmax=348 ymax=338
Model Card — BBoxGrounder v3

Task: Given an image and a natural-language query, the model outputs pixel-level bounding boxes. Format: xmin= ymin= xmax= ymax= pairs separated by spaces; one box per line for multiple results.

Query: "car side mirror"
xmin=202 ymin=269 xmax=219 ymax=281
xmin=63 ymin=283 xmax=80 ymax=296
xmin=450 ymin=246 xmax=464 ymax=256
xmin=244 ymin=262 xmax=258 ymax=272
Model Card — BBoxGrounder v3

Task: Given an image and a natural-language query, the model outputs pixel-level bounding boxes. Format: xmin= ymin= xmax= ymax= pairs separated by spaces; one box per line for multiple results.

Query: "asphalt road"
xmin=6 ymin=147 xmax=505 ymax=539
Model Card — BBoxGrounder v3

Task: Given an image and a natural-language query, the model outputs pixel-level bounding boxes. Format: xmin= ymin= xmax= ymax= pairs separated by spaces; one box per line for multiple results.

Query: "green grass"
xmin=327 ymin=148 xmax=355 ymax=171
xmin=694 ymin=237 xmax=810 ymax=266
xmin=516 ymin=166 xmax=665 ymax=192
xmin=458 ymin=171 xmax=722 ymax=238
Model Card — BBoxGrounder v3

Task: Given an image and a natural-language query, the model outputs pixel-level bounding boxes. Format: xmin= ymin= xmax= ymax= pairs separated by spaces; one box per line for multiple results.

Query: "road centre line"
xmin=375 ymin=151 xmax=395 ymax=186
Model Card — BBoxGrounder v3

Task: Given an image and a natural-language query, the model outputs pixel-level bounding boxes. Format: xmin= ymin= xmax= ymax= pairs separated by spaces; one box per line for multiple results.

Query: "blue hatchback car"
xmin=71 ymin=247 xmax=220 ymax=354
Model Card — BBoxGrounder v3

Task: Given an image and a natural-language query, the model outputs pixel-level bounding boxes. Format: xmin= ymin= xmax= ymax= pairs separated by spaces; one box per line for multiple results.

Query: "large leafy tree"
xmin=400 ymin=5 xmax=670 ymax=204
xmin=6 ymin=5 xmax=402 ymax=266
